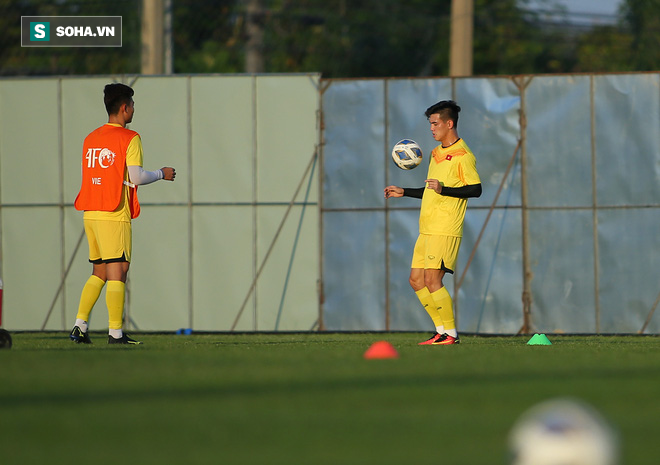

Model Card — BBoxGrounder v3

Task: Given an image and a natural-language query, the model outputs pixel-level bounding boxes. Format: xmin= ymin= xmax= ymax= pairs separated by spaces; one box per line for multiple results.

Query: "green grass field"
xmin=1 ymin=332 xmax=659 ymax=464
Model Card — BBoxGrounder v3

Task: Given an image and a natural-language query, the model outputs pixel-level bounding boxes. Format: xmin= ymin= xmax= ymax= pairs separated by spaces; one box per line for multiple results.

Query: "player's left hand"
xmin=425 ymin=179 xmax=443 ymax=194
xmin=161 ymin=167 xmax=176 ymax=181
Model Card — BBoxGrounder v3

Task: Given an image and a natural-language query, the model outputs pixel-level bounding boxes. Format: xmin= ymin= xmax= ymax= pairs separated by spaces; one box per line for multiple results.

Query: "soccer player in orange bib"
xmin=384 ymin=100 xmax=482 ymax=345
xmin=70 ymin=83 xmax=176 ymax=345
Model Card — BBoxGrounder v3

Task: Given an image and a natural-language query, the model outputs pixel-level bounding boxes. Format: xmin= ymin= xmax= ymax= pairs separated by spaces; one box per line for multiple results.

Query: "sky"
xmin=552 ymin=0 xmax=623 ymax=15
xmin=525 ymin=0 xmax=624 ymax=25
xmin=526 ymin=0 xmax=623 ymax=14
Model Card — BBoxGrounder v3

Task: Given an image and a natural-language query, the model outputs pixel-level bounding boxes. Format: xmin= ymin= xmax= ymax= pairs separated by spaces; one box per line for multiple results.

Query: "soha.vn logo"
xmin=85 ymin=148 xmax=116 ymax=168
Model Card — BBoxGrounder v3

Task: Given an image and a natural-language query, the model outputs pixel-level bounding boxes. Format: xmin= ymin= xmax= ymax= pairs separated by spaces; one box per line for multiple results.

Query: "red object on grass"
xmin=363 ymin=340 xmax=399 ymax=359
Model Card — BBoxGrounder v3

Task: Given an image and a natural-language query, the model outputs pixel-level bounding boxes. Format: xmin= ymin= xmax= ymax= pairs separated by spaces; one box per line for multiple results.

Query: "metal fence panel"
xmin=130 ymin=205 xmax=190 ymax=331
xmin=598 ymin=208 xmax=660 ymax=334
xmin=528 ymin=209 xmax=597 ymax=333
xmin=0 ymin=80 xmax=60 ymax=205
xmin=191 ymin=76 xmax=254 ymax=204
xmin=192 ymin=205 xmax=255 ymax=331
xmin=1 ymin=72 xmax=658 ymax=334
xmin=526 ymin=75 xmax=593 ymax=208
xmin=256 ymin=76 xmax=320 ymax=204
xmin=1 ymin=208 xmax=63 ymax=330
xmin=322 ymin=211 xmax=386 ymax=330
xmin=256 ymin=205 xmax=319 ymax=331
xmin=322 ymin=80 xmax=385 ymax=210
xmin=457 ymin=208 xmax=524 ymax=334
xmin=594 ymin=74 xmax=660 ymax=206
xmin=0 ymin=74 xmax=320 ymax=332
xmin=320 ymin=72 xmax=660 ymax=334
xmin=387 ymin=209 xmax=434 ymax=331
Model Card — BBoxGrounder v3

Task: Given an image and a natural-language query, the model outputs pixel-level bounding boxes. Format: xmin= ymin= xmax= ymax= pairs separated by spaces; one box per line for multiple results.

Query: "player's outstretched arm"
xmin=128 ymin=165 xmax=176 ymax=185
xmin=385 ymin=186 xmax=425 ymax=199
xmin=402 ymin=187 xmax=424 ymax=199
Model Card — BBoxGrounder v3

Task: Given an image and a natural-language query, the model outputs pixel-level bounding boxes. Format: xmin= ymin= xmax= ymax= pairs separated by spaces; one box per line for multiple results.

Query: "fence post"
xmin=514 ymin=76 xmax=534 ymax=335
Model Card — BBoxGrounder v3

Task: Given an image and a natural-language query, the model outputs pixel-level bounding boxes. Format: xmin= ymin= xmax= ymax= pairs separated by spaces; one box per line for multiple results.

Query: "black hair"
xmin=424 ymin=100 xmax=461 ymax=126
xmin=103 ymin=83 xmax=134 ymax=115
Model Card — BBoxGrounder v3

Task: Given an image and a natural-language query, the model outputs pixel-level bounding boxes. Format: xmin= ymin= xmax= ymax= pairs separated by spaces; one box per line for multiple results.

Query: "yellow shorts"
xmin=83 ymin=219 xmax=132 ymax=263
xmin=411 ymin=234 xmax=461 ymax=273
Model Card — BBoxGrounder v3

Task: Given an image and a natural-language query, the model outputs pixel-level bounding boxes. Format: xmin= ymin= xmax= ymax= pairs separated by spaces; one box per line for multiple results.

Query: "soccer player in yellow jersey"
xmin=384 ymin=100 xmax=481 ymax=345
xmin=69 ymin=83 xmax=176 ymax=345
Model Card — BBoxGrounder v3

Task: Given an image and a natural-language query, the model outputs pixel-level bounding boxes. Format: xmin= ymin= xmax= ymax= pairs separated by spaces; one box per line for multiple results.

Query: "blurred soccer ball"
xmin=0 ymin=329 xmax=12 ymax=349
xmin=391 ymin=139 xmax=422 ymax=170
xmin=509 ymin=398 xmax=618 ymax=465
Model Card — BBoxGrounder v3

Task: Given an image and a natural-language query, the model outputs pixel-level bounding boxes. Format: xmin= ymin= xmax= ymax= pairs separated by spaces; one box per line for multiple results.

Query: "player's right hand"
xmin=384 ymin=185 xmax=403 ymax=198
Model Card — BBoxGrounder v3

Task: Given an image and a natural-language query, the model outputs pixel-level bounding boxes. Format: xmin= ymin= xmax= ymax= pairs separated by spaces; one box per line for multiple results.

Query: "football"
xmin=391 ymin=139 xmax=423 ymax=170
xmin=0 ymin=329 xmax=11 ymax=349
xmin=509 ymin=399 xmax=618 ymax=465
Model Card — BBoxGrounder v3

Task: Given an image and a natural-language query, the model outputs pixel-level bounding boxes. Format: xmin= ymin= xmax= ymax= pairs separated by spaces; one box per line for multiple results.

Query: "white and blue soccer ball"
xmin=509 ymin=399 xmax=619 ymax=465
xmin=391 ymin=139 xmax=423 ymax=170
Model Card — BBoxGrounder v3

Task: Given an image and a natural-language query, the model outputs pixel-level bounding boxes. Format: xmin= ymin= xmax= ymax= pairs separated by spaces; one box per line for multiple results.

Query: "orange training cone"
xmin=364 ymin=340 xmax=399 ymax=359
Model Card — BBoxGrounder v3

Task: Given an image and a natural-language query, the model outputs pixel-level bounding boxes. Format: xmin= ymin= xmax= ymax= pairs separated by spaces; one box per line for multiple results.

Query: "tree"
xmin=248 ymin=0 xmax=580 ymax=77
xmin=473 ymin=0 xmax=553 ymax=75
xmin=574 ymin=26 xmax=634 ymax=72
xmin=256 ymin=0 xmax=452 ymax=78
xmin=619 ymin=0 xmax=660 ymax=71
xmin=1 ymin=0 xmax=659 ymax=77
xmin=171 ymin=0 xmax=244 ymax=73
xmin=569 ymin=0 xmax=660 ymax=73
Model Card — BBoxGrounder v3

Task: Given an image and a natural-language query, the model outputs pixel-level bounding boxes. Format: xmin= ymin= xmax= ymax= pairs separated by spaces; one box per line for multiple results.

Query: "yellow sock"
xmin=431 ymin=287 xmax=455 ymax=331
xmin=106 ymin=280 xmax=126 ymax=330
xmin=76 ymin=275 xmax=106 ymax=322
xmin=415 ymin=287 xmax=443 ymax=328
